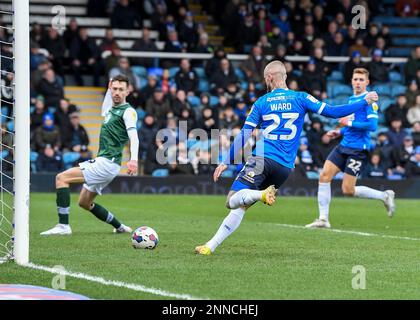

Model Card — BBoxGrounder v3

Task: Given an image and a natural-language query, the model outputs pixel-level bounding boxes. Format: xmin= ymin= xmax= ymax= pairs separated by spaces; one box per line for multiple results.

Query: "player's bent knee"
xmin=78 ymin=199 xmax=90 ymax=210
xmin=319 ymin=170 xmax=333 ymax=183
xmin=342 ymin=186 xmax=355 ymax=197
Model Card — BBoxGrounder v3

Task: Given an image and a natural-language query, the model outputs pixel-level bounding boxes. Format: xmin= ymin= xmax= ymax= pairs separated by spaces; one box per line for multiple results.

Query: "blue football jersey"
xmin=245 ymin=88 xmax=328 ymax=168
xmin=340 ymin=91 xmax=379 ymax=150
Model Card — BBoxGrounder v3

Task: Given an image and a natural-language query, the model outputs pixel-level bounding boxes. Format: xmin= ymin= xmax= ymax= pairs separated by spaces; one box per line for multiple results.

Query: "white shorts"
xmin=79 ymin=157 xmax=120 ymax=195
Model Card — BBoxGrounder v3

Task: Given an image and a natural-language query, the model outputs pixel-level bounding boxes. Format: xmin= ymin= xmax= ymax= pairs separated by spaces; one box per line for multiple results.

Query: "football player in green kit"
xmin=41 ymin=75 xmax=139 ymax=235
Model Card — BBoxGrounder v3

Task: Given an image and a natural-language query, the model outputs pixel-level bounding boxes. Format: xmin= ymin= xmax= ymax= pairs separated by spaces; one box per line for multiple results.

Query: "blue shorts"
xmin=231 ymin=156 xmax=292 ymax=191
xmin=327 ymin=145 xmax=368 ymax=177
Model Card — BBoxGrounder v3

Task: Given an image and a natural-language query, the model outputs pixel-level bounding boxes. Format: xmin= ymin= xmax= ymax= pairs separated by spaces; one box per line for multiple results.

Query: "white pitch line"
xmin=24 ymin=262 xmax=205 ymax=300
xmin=271 ymin=223 xmax=420 ymax=242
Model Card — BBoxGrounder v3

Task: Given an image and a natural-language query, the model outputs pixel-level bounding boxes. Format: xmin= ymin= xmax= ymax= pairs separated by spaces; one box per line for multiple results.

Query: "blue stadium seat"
xmin=1 ymin=106 xmax=8 ymax=116
xmin=6 ymin=121 xmax=14 ymax=132
xmin=48 ymin=107 xmax=55 ymax=114
xmin=152 ymin=169 xmax=169 ymax=177
xmin=331 ymin=84 xmax=353 ymax=97
xmin=389 ymin=28 xmax=420 ymax=36
xmin=379 ymin=98 xmax=393 ymax=111
xmin=187 ymin=95 xmax=200 ymax=107
xmin=334 ymin=95 xmax=350 ymax=105
xmin=209 ymin=95 xmax=219 ymax=107
xmin=234 ymin=68 xmax=246 ymax=81
xmin=194 ymin=67 xmax=206 ymax=79
xmin=392 ymin=38 xmax=420 ymax=46
xmin=0 ymin=150 xmax=9 ymax=159
xmin=131 ymin=66 xmax=147 ymax=78
xmin=306 ymin=171 xmax=319 ymax=180
xmin=327 ymin=70 xmax=344 ymax=82
xmin=389 ymin=71 xmax=403 ymax=83
xmin=63 ymin=152 xmax=81 ymax=169
xmin=389 ymin=47 xmax=412 ymax=57
xmin=198 ymin=79 xmax=209 ymax=92
xmin=30 ymin=151 xmax=38 ymax=173
xmin=136 ymin=108 xmax=146 ymax=121
xmin=138 ymin=77 xmax=147 ymax=89
xmin=146 ymin=67 xmax=163 ymax=78
xmin=391 ymin=84 xmax=407 ymax=97
xmin=168 ymin=67 xmax=180 ymax=79
xmin=30 ymin=105 xmax=35 ymax=113
xmin=372 ymin=83 xmax=392 ymax=96
xmin=240 ymin=81 xmax=248 ymax=91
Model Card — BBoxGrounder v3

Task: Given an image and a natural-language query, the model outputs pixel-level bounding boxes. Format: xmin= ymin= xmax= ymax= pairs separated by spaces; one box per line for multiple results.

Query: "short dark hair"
xmin=111 ymin=74 xmax=130 ymax=87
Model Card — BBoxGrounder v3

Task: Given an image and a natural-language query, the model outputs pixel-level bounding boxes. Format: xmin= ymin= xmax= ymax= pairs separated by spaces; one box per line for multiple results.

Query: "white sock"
xmin=318 ymin=182 xmax=331 ymax=222
xmin=206 ymin=207 xmax=245 ymax=252
xmin=354 ymin=186 xmax=386 ymax=201
xmin=228 ymin=189 xmax=263 ymax=209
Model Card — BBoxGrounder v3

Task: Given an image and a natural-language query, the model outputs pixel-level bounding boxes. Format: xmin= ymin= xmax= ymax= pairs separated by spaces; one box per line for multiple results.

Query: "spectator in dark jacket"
xmin=175 ymin=59 xmax=199 ymax=95
xmin=130 ymin=28 xmax=159 ymax=68
xmin=111 ymin=0 xmax=141 ymax=29
xmin=178 ymin=11 xmax=199 ymax=51
xmin=66 ymin=112 xmax=91 ymax=162
xmin=240 ymin=45 xmax=268 ymax=84
xmin=385 ymin=95 xmax=410 ymax=128
xmin=36 ymin=68 xmax=64 ymax=108
xmin=300 ymin=58 xmax=327 ymax=100
xmin=171 ymin=90 xmax=192 ymax=118
xmin=236 ymin=13 xmax=261 ymax=53
xmin=31 ymin=97 xmax=47 ymax=132
xmin=363 ymin=153 xmax=387 ymax=179
xmin=54 ymin=98 xmax=78 ymax=148
xmin=70 ymin=28 xmax=102 ymax=86
xmin=145 ymin=88 xmax=173 ymax=128
xmin=205 ymin=48 xmax=227 ymax=78
xmin=138 ymin=114 xmax=159 ymax=161
xmin=41 ymin=27 xmax=65 ymax=77
xmin=369 ymin=49 xmax=389 ymax=84
xmin=386 ymin=118 xmax=408 ymax=149
xmin=210 ymin=58 xmax=239 ymax=95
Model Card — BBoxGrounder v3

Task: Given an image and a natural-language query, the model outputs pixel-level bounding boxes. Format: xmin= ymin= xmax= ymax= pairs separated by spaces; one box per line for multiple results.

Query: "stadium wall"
xmin=29 ymin=174 xmax=420 ymax=199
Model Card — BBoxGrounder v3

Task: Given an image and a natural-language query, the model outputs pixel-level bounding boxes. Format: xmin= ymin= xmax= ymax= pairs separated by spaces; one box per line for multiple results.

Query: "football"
xmin=131 ymin=226 xmax=159 ymax=249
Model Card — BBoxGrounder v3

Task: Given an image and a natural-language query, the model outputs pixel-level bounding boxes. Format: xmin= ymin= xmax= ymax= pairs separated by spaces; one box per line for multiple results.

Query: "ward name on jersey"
xmin=245 ymin=88 xmax=355 ymax=169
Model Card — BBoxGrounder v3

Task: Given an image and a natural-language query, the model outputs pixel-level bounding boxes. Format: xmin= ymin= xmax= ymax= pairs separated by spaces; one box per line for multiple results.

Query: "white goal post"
xmin=0 ymin=0 xmax=30 ymax=265
xmin=13 ymin=0 xmax=30 ymax=265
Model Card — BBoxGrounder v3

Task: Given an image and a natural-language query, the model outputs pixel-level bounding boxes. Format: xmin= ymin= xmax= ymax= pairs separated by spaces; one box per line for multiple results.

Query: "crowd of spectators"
xmin=1 ymin=0 xmax=419 ymax=178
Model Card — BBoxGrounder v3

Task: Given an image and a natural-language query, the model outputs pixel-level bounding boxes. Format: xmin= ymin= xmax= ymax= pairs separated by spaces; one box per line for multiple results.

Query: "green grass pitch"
xmin=1 ymin=193 xmax=420 ymax=299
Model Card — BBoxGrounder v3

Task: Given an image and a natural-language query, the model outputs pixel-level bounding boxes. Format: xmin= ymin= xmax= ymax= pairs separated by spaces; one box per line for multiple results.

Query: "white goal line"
xmin=23 ymin=262 xmax=207 ymax=300
xmin=269 ymin=223 xmax=420 ymax=242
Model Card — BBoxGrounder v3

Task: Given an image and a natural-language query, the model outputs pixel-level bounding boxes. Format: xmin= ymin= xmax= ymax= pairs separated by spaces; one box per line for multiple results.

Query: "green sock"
xmin=90 ymin=203 xmax=121 ymax=229
xmin=56 ymin=187 xmax=70 ymax=225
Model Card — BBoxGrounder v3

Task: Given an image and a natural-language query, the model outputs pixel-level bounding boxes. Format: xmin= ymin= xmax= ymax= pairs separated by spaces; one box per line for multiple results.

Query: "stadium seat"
xmin=187 ymin=95 xmax=200 ymax=107
xmin=131 ymin=66 xmax=147 ymax=78
xmin=379 ymin=98 xmax=393 ymax=111
xmin=194 ymin=67 xmax=205 ymax=79
xmin=389 ymin=47 xmax=412 ymax=57
xmin=168 ymin=67 xmax=180 ymax=79
xmin=392 ymin=38 xmax=420 ymax=46
xmin=331 ymin=84 xmax=353 ymax=97
xmin=198 ymin=79 xmax=209 ymax=92
xmin=372 ymin=83 xmax=392 ymax=96
xmin=306 ymin=171 xmax=319 ymax=180
xmin=327 ymin=70 xmax=344 ymax=82
xmin=240 ymin=81 xmax=248 ymax=90
xmin=136 ymin=108 xmax=146 ymax=121
xmin=48 ymin=107 xmax=55 ymax=114
xmin=1 ymin=106 xmax=8 ymax=116
xmin=389 ymin=71 xmax=403 ymax=83
xmin=6 ymin=121 xmax=13 ymax=132
xmin=147 ymin=67 xmax=163 ymax=77
xmin=334 ymin=95 xmax=350 ymax=105
xmin=234 ymin=68 xmax=245 ymax=81
xmin=0 ymin=150 xmax=9 ymax=159
xmin=30 ymin=105 xmax=35 ymax=114
xmin=391 ymin=84 xmax=407 ymax=98
xmin=30 ymin=151 xmax=38 ymax=173
xmin=209 ymin=95 xmax=219 ymax=107
xmin=63 ymin=152 xmax=81 ymax=169
xmin=152 ymin=168 xmax=169 ymax=177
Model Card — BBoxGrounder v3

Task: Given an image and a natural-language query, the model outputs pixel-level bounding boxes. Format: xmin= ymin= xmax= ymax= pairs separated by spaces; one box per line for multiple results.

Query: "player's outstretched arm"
xmin=305 ymin=91 xmax=379 ymax=119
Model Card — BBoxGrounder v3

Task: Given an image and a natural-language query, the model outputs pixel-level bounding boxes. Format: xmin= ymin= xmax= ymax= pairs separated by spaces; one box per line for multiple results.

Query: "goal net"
xmin=0 ymin=0 xmax=30 ymax=265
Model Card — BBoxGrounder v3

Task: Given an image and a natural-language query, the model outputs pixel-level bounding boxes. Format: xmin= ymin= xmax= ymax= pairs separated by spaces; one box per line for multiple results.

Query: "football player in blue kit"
xmin=195 ymin=61 xmax=379 ymax=255
xmin=306 ymin=68 xmax=395 ymax=229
